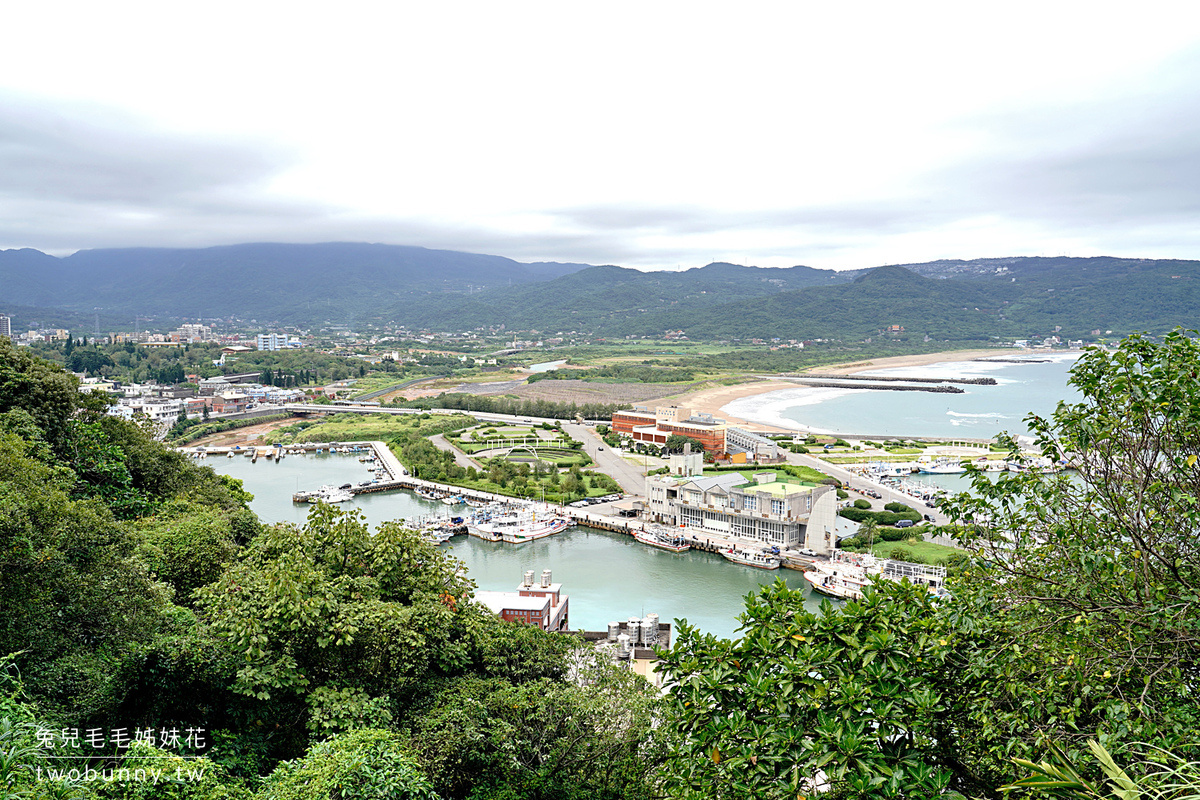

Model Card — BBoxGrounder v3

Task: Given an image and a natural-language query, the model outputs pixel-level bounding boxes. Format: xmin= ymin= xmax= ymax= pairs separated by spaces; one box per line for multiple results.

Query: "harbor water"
xmin=208 ymin=452 xmax=825 ymax=639
xmin=725 ymin=352 xmax=1084 ymax=439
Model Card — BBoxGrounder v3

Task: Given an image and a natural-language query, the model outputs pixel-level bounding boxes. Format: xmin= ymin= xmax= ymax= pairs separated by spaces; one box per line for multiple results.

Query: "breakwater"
xmin=790 ymin=380 xmax=965 ymax=394
xmin=801 ymin=374 xmax=997 ymax=386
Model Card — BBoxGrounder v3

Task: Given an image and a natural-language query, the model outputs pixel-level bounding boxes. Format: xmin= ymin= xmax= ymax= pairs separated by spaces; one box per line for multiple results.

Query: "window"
xmin=743 ymin=496 xmax=757 ymax=511
xmin=771 ymin=499 xmax=785 ymax=516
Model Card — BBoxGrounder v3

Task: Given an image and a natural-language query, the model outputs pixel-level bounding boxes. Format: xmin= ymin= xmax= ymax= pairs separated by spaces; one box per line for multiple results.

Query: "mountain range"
xmin=2 ymin=243 xmax=1198 ymax=340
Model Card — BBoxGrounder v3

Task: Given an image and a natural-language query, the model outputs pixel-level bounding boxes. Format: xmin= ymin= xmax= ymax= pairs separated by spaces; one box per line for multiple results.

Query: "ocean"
xmin=723 ymin=351 xmax=1085 ymax=440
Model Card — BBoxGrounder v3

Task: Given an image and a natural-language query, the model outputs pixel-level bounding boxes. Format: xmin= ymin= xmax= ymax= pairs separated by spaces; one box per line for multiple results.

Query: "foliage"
xmin=259 ymin=729 xmax=436 ymax=800
xmin=945 ymin=330 xmax=1200 ymax=759
xmin=658 ymin=580 xmax=1008 ymax=799
xmin=402 ymin=393 xmax=627 ymax=422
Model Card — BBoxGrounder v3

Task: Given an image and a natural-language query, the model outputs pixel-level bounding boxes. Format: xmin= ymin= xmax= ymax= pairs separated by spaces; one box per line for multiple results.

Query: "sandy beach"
xmin=667 ymin=348 xmax=1017 ymax=430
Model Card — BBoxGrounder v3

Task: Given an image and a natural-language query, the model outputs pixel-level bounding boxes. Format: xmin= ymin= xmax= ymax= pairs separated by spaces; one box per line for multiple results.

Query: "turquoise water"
xmin=725 ymin=353 xmax=1084 ymax=439
xmin=207 ymin=452 xmax=824 ymax=638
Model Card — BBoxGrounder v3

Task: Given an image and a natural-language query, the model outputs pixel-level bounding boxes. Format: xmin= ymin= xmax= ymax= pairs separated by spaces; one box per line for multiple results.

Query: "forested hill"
xmin=389 ymin=261 xmax=855 ymax=332
xmin=0 ymin=242 xmax=591 ymax=323
xmin=684 ymin=259 xmax=1200 ymax=341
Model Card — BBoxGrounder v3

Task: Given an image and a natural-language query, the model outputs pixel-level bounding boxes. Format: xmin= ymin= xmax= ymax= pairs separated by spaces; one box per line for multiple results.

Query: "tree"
xmin=664 ymin=433 xmax=705 ymax=454
xmin=659 ymin=331 xmax=1200 ymax=797
xmin=945 ymin=329 xmax=1200 ymax=756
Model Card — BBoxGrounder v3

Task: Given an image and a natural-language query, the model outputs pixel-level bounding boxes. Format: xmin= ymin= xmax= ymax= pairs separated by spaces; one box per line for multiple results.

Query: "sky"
xmin=3 ymin=1 xmax=1200 ymax=271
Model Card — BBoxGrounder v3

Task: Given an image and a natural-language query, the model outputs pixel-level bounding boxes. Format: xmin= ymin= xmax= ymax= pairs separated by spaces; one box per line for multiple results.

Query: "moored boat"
xmin=720 ymin=548 xmax=781 ymax=570
xmin=634 ymin=528 xmax=691 ymax=553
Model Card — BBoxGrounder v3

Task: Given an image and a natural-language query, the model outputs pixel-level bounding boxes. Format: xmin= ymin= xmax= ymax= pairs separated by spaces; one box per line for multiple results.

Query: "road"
xmin=784 ymin=451 xmax=950 ymax=526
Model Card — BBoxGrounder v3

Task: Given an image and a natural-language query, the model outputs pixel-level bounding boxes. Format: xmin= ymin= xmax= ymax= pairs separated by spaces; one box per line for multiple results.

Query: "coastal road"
xmin=785 ymin=451 xmax=952 ymax=526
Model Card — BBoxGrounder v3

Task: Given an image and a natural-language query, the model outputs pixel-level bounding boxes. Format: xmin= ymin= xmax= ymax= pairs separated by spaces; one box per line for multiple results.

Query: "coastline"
xmin=669 ymin=348 xmax=1017 ymax=431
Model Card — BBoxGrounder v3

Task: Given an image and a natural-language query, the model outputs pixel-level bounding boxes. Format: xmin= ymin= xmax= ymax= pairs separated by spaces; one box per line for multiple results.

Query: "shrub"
xmin=884 ymin=502 xmax=913 ymax=513
xmin=854 ymin=499 xmax=872 ymax=510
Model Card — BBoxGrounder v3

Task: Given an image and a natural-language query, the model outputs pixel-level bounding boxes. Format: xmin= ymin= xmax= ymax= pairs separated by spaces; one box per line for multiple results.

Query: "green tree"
xmin=260 ymin=729 xmax=435 ymax=800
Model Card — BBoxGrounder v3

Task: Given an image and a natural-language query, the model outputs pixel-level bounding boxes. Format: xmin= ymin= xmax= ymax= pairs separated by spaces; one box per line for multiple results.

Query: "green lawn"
xmin=868 ymin=539 xmax=963 ymax=564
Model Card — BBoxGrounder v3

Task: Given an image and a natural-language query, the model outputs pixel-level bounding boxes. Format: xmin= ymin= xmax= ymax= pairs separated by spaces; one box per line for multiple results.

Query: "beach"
xmin=670 ymin=348 xmax=1016 ymax=431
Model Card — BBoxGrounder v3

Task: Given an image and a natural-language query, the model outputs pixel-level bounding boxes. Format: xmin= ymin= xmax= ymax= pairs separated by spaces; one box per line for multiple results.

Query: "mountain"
xmin=686 ymin=258 xmax=1200 ymax=341
xmin=0 ymin=242 xmax=591 ymax=324
xmin=390 ymin=262 xmax=855 ymax=333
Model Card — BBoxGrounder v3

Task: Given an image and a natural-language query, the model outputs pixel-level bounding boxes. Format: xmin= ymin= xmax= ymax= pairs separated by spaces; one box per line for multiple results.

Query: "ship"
xmin=633 ymin=527 xmax=691 ymax=553
xmin=804 ymin=552 xmax=947 ymax=601
xmin=467 ymin=506 xmax=572 ymax=543
xmin=719 ymin=547 xmax=781 ymax=570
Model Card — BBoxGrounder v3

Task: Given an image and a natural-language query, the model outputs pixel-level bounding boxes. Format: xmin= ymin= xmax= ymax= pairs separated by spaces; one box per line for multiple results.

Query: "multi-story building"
xmin=612 ymin=405 xmax=779 ymax=460
xmin=170 ymin=324 xmax=213 ymax=343
xmin=256 ymin=333 xmax=303 ymax=351
xmin=0 ymin=315 xmax=10 ymax=340
xmin=474 ymin=569 xmax=570 ymax=631
xmin=110 ymin=397 xmax=185 ymax=437
xmin=645 ymin=470 xmax=839 ymax=553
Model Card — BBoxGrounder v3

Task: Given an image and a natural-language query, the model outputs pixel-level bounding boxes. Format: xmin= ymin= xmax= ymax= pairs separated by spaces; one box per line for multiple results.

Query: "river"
xmin=208 ymin=452 xmax=825 ymax=638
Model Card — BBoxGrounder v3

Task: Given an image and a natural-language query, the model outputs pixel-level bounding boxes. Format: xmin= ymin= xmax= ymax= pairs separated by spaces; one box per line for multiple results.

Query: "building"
xmin=645 ymin=470 xmax=839 ymax=553
xmin=0 ymin=315 xmax=10 ymax=340
xmin=110 ymin=397 xmax=185 ymax=436
xmin=256 ymin=333 xmax=302 ymax=351
xmin=211 ymin=393 xmax=250 ymax=415
xmin=611 ymin=405 xmax=779 ymax=460
xmin=475 ymin=568 xmax=569 ymax=631
xmin=170 ymin=324 xmax=213 ymax=343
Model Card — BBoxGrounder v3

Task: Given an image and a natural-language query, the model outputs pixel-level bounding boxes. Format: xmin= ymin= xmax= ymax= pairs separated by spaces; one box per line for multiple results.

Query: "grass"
xmin=868 ymin=539 xmax=963 ymax=563
xmin=703 ymin=464 xmax=830 ymax=485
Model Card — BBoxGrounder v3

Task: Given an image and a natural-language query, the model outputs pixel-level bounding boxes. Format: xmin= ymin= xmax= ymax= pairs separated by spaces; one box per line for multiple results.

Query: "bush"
xmin=880 ymin=528 xmax=905 ymax=541
xmin=836 ymin=489 xmax=848 ymax=500
xmin=884 ymin=502 xmax=913 ymax=513
xmin=853 ymin=499 xmax=871 ymax=510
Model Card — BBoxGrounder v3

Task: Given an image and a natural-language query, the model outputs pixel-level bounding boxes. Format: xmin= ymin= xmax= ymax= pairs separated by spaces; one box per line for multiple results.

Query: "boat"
xmin=720 ymin=548 xmax=781 ymax=570
xmin=917 ymin=457 xmax=967 ymax=475
xmin=440 ymin=494 xmax=464 ymax=506
xmin=309 ymin=485 xmax=354 ymax=503
xmin=804 ymin=552 xmax=947 ymax=601
xmin=468 ymin=507 xmax=571 ymax=543
xmin=634 ymin=527 xmax=691 ymax=553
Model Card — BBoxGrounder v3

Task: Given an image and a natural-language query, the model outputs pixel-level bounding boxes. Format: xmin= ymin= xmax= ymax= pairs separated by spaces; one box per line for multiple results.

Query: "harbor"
xmin=201 ymin=446 xmax=832 ymax=638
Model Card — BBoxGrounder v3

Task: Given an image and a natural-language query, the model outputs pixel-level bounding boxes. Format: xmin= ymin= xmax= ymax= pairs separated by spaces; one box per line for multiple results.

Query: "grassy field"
xmin=868 ymin=539 xmax=963 ymax=564
xmin=702 ymin=464 xmax=831 ymax=485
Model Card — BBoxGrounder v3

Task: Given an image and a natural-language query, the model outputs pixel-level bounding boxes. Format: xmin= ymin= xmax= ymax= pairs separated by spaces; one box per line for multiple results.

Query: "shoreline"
xmin=666 ymin=348 xmax=1017 ymax=431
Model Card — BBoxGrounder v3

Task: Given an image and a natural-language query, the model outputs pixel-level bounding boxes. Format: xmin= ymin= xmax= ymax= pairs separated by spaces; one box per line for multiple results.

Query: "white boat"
xmin=309 ymin=485 xmax=354 ymax=503
xmin=917 ymin=457 xmax=967 ymax=475
xmin=720 ymin=548 xmax=781 ymax=570
xmin=468 ymin=509 xmax=571 ymax=543
xmin=634 ymin=528 xmax=691 ymax=553
xmin=440 ymin=495 xmax=464 ymax=506
xmin=804 ymin=552 xmax=947 ymax=601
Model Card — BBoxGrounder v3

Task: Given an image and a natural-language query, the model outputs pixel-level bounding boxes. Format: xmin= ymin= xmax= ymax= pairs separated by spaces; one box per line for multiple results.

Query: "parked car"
xmin=896 ymin=520 xmax=914 ymax=528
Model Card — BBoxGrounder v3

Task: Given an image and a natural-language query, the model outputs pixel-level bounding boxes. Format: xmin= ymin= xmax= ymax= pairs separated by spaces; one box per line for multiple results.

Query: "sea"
xmin=723 ymin=351 xmax=1084 ymax=440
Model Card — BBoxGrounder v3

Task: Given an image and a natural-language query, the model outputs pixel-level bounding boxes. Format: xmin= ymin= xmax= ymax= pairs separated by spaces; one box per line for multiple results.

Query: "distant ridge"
xmin=2 ymin=246 xmax=1198 ymax=339
xmin=0 ymin=242 xmax=591 ymax=323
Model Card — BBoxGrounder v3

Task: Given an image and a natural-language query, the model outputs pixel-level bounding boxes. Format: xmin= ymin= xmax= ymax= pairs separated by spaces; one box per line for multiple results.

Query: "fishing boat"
xmin=917 ymin=457 xmax=967 ymax=475
xmin=634 ymin=527 xmax=691 ymax=553
xmin=468 ymin=507 xmax=571 ymax=543
xmin=309 ymin=485 xmax=354 ymax=503
xmin=720 ymin=548 xmax=781 ymax=570
xmin=804 ymin=552 xmax=947 ymax=601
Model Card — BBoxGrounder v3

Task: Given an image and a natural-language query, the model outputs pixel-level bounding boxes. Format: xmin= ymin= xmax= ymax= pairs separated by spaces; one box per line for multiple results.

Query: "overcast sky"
xmin=3 ymin=2 xmax=1200 ymax=270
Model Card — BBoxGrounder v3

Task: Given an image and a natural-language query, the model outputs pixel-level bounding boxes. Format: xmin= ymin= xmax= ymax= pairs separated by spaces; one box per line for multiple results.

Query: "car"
xmin=923 ymin=514 xmax=934 ymax=522
xmin=597 ymin=446 xmax=604 ymax=451
xmin=798 ymin=548 xmax=818 ymax=557
xmin=896 ymin=520 xmax=914 ymax=528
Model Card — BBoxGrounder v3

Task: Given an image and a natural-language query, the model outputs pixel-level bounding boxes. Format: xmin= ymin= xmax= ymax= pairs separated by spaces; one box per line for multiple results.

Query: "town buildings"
xmin=256 ymin=333 xmax=303 ymax=351
xmin=644 ymin=470 xmax=839 ymax=554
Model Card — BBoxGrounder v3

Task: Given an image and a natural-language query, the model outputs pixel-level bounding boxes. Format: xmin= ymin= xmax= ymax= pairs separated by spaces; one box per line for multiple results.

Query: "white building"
xmin=110 ymin=397 xmax=185 ymax=438
xmin=645 ymin=470 xmax=839 ymax=553
xmin=0 ymin=315 xmax=10 ymax=340
xmin=256 ymin=333 xmax=303 ymax=351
